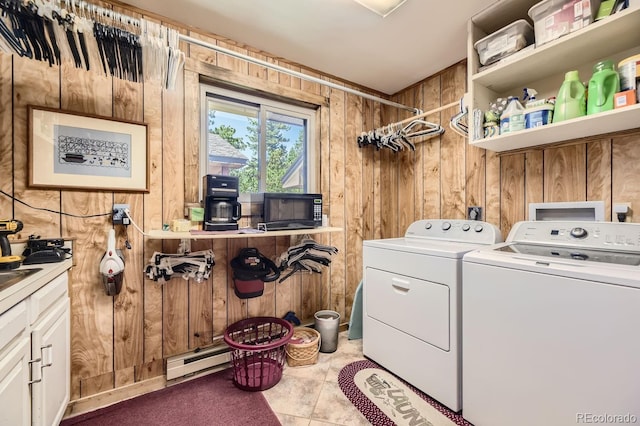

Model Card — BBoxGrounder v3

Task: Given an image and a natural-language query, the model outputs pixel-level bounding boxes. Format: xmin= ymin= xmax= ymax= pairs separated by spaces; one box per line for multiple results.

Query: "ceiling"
xmin=120 ymin=0 xmax=499 ymax=95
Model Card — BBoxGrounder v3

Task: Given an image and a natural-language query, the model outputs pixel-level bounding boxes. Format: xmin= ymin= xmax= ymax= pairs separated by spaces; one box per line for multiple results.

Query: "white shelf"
xmin=470 ymin=103 xmax=640 ymax=152
xmin=472 ymin=7 xmax=640 ymax=93
xmin=468 ymin=5 xmax=640 ymax=153
xmin=146 ymin=226 xmax=343 ymax=240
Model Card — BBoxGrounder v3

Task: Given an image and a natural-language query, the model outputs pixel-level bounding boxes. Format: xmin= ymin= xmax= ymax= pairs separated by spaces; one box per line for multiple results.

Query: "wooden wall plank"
xmin=612 ymin=133 xmax=640 ymax=223
xmin=142 ymin=81 xmax=164 ymax=367
xmin=0 ymin=54 xmax=12 ymax=218
xmin=485 ymin=151 xmax=501 ymax=228
xmin=212 ymin=238 xmax=230 ymax=336
xmin=544 ymin=145 xmax=586 ymax=202
xmin=524 ymin=151 xmax=544 ymax=220
xmin=345 ymin=92 xmax=363 ymax=318
xmin=398 ymin=89 xmax=416 ymax=232
xmin=329 ymin=82 xmax=346 ymax=318
xmin=112 ymin=79 xmax=145 ymax=375
xmin=587 ymin=139 xmax=612 ymax=220
xmin=184 ymin=70 xmax=201 ymax=204
xmin=422 ymin=76 xmax=442 ymax=220
xmin=275 ymin=236 xmax=293 ymax=319
xmin=162 ymin=65 xmax=188 ymax=357
xmin=318 ymin=84 xmax=332 ymax=315
xmin=380 ymin=100 xmax=398 ymax=239
xmin=61 ymin=63 xmax=114 ymax=398
xmin=12 ymin=57 xmax=60 ymax=237
xmin=440 ymin=64 xmax=466 ymax=220
xmin=188 ymin=239 xmax=214 ymax=348
xmin=500 ymin=154 xmax=526 ymax=235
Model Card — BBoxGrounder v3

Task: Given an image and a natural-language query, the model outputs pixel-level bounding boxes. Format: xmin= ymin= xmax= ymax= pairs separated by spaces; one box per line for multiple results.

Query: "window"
xmin=200 ymin=85 xmax=316 ymax=194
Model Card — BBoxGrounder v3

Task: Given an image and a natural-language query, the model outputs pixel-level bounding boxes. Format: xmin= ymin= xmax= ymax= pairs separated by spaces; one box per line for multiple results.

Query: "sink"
xmin=0 ymin=268 xmax=43 ymax=292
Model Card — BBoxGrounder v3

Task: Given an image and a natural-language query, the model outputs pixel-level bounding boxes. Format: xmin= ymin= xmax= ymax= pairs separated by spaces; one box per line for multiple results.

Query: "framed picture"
xmin=28 ymin=106 xmax=149 ymax=192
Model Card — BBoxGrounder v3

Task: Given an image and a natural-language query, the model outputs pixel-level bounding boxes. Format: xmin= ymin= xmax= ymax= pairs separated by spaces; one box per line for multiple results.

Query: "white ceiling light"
xmin=353 ymin=0 xmax=408 ymax=17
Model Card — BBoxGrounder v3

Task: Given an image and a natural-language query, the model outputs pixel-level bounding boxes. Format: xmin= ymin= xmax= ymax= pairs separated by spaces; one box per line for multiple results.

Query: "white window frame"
xmin=199 ymin=84 xmax=317 ymax=195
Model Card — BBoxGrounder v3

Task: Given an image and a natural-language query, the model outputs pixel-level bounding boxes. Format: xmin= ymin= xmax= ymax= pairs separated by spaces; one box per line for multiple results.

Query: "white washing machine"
xmin=362 ymin=219 xmax=502 ymax=412
xmin=463 ymin=221 xmax=640 ymax=426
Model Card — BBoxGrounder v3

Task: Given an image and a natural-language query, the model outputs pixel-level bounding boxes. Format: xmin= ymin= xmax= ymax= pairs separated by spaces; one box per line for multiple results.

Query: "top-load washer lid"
xmin=495 ymin=243 xmax=640 ymax=266
xmin=363 ymin=219 xmax=503 ymax=258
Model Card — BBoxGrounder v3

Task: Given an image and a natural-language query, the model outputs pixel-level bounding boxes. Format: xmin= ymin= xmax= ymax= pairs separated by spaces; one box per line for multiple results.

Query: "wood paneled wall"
xmin=389 ymin=72 xmax=640 ymax=238
xmin=1 ymin=0 xmax=639 ymax=413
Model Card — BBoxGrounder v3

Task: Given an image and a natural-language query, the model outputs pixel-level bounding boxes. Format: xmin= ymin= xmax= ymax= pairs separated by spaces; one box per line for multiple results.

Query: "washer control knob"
xmin=474 ymin=224 xmax=484 ymax=232
xmin=442 ymin=222 xmax=451 ymax=231
xmin=424 ymin=222 xmax=432 ymax=230
xmin=570 ymin=227 xmax=588 ymax=239
xmin=462 ymin=224 xmax=471 ymax=231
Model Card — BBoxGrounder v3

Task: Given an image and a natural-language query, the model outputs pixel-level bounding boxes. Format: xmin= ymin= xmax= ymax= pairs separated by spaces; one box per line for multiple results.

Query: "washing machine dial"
xmin=462 ymin=224 xmax=471 ymax=231
xmin=424 ymin=222 xmax=432 ymax=230
xmin=474 ymin=224 xmax=484 ymax=232
xmin=442 ymin=222 xmax=451 ymax=231
xmin=570 ymin=227 xmax=588 ymax=239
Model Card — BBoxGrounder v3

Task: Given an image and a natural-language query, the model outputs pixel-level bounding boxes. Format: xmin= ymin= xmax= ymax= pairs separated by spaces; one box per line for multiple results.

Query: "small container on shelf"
xmin=474 ymin=19 xmax=534 ymax=67
xmin=528 ymin=0 xmax=601 ymax=47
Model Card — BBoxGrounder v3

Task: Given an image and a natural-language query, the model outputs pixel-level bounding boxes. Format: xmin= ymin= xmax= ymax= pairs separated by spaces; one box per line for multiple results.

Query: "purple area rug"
xmin=61 ymin=368 xmax=281 ymax=426
xmin=338 ymin=359 xmax=472 ymax=426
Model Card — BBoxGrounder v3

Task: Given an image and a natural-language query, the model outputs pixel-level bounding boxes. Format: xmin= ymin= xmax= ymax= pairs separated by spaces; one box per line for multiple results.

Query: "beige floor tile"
xmin=262 ymin=374 xmax=324 ymax=418
xmin=264 ymin=332 xmax=369 ymax=425
xmin=277 ymin=412 xmax=312 ymax=426
xmin=310 ymin=381 xmax=370 ymax=426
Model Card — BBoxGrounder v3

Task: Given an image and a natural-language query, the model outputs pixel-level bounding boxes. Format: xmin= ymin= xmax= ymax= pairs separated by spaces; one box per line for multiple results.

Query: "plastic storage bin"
xmin=528 ymin=0 xmax=601 ymax=46
xmin=474 ymin=20 xmax=534 ymax=66
xmin=223 ymin=316 xmax=294 ymax=391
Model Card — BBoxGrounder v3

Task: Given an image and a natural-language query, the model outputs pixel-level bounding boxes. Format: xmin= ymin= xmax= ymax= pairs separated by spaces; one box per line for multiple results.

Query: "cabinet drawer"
xmin=0 ymin=301 xmax=28 ymax=351
xmin=29 ymin=272 xmax=68 ymax=325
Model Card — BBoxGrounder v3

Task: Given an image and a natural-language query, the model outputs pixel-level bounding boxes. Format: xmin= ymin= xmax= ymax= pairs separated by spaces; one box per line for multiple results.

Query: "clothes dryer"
xmin=463 ymin=221 xmax=640 ymax=426
xmin=362 ymin=219 xmax=502 ymax=412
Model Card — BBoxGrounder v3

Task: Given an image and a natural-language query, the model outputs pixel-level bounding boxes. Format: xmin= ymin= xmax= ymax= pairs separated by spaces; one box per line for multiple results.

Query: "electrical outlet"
xmin=113 ymin=204 xmax=130 ymax=225
xmin=468 ymin=206 xmax=482 ymax=221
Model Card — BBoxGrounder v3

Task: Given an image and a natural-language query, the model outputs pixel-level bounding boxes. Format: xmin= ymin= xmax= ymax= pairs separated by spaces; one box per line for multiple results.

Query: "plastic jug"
xmin=553 ymin=70 xmax=586 ymax=123
xmin=587 ymin=60 xmax=620 ymax=115
xmin=500 ymin=96 xmax=525 ymax=134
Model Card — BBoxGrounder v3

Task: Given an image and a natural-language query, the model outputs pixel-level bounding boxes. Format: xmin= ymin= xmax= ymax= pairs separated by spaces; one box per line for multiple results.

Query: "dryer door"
xmin=365 ymin=267 xmax=449 ymax=351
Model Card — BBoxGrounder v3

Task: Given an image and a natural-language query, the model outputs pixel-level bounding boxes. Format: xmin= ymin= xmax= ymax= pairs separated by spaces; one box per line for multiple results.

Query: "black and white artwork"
xmin=53 ymin=125 xmax=132 ymax=178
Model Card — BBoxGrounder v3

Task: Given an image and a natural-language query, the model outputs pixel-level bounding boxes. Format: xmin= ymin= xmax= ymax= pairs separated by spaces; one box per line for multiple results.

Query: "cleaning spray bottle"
xmin=523 ymin=88 xmax=554 ymax=128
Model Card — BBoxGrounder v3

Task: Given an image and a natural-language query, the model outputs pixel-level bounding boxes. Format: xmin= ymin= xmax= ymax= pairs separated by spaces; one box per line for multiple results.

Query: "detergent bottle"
xmin=587 ymin=60 xmax=620 ymax=115
xmin=500 ymin=96 xmax=525 ymax=134
xmin=553 ymin=70 xmax=586 ymax=123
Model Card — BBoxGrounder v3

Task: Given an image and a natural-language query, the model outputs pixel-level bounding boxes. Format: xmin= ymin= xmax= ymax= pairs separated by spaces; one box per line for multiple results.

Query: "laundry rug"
xmin=338 ymin=359 xmax=472 ymax=426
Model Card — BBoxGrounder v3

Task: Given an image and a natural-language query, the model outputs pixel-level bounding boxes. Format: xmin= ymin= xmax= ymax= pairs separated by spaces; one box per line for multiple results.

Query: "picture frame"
xmin=28 ymin=105 xmax=149 ymax=192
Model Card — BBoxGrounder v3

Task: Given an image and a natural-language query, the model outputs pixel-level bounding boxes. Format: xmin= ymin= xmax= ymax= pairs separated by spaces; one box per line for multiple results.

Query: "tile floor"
xmin=262 ymin=331 xmax=371 ymax=425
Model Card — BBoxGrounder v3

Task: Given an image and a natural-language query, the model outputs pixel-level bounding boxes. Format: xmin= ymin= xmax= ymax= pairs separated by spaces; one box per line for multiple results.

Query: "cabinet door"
xmin=31 ymin=297 xmax=70 ymax=426
xmin=0 ymin=336 xmax=31 ymax=426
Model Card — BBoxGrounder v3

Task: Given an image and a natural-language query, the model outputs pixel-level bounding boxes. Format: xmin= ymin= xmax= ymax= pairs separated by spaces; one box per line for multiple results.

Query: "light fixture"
xmin=353 ymin=0 xmax=408 ymax=17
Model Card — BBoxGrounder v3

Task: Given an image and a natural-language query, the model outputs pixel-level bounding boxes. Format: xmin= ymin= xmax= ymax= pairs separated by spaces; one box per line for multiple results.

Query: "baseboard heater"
xmin=166 ymin=344 xmax=232 ymax=380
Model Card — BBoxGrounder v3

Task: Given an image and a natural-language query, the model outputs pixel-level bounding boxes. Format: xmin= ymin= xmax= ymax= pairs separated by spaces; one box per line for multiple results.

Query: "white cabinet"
xmin=468 ymin=1 xmax=640 ymax=152
xmin=30 ymin=273 xmax=70 ymax=426
xmin=0 ymin=302 xmax=31 ymax=426
xmin=0 ymin=271 xmax=70 ymax=426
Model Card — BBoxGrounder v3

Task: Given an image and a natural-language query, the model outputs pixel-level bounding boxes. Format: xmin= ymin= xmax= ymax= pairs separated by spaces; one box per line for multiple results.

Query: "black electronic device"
xmin=22 ymin=236 xmax=68 ymax=265
xmin=202 ymin=174 xmax=241 ymax=231
xmin=23 ymin=248 xmax=66 ymax=265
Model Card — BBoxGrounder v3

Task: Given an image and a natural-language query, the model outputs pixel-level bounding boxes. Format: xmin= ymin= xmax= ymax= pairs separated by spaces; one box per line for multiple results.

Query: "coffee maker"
xmin=203 ymin=174 xmax=241 ymax=231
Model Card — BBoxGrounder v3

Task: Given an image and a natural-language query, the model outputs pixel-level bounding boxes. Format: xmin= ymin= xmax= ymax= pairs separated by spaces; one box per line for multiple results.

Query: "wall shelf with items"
xmin=146 ymin=226 xmax=343 ymax=240
xmin=468 ymin=3 xmax=640 ymax=152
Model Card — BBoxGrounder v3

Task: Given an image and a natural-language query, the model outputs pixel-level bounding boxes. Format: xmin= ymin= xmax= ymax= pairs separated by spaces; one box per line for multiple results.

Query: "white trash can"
xmin=314 ymin=310 xmax=341 ymax=353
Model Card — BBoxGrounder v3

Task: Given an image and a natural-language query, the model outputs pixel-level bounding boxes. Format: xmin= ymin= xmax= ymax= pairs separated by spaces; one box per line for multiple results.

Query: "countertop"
xmin=0 ymin=252 xmax=73 ymax=314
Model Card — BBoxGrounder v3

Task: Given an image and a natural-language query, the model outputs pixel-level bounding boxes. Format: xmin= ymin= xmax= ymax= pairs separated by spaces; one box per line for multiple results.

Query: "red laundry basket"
xmin=223 ymin=316 xmax=294 ymax=391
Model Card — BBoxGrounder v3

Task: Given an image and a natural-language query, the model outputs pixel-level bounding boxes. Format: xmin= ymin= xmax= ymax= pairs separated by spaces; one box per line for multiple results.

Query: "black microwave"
xmin=261 ymin=193 xmax=323 ymax=230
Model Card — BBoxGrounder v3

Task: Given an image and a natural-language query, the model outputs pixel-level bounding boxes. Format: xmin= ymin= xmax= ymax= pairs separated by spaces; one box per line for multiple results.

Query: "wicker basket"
xmin=285 ymin=327 xmax=321 ymax=367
